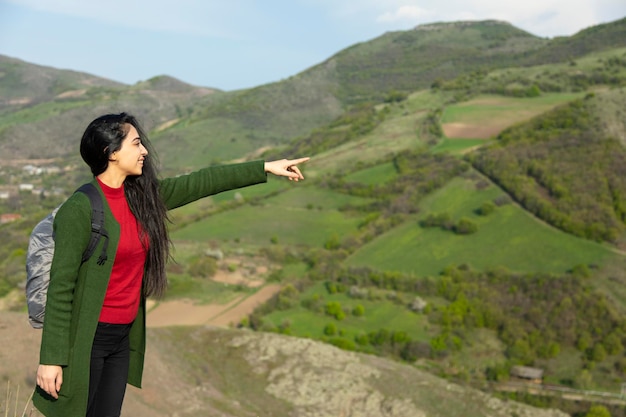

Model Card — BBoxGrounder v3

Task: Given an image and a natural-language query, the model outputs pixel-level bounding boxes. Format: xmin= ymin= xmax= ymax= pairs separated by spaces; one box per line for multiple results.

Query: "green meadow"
xmin=263 ymin=281 xmax=434 ymax=343
xmin=430 ymin=138 xmax=488 ymax=154
xmin=346 ymin=176 xmax=616 ymax=277
xmin=171 ymin=185 xmax=373 ymax=248
xmin=344 ymin=162 xmax=398 ymax=185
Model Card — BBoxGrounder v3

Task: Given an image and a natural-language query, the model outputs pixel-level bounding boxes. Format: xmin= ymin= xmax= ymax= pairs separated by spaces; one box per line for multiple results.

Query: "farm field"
xmin=441 ymin=93 xmax=585 ymax=139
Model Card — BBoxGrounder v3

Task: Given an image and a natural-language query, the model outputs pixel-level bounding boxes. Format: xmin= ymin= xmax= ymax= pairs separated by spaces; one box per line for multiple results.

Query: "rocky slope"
xmin=2 ymin=310 xmax=568 ymax=417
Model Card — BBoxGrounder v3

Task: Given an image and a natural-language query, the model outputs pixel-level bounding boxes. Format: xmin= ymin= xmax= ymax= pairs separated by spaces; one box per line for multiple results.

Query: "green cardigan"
xmin=33 ymin=161 xmax=267 ymax=417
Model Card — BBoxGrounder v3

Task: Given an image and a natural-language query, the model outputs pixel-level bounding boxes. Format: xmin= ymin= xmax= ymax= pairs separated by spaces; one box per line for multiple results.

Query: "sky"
xmin=0 ymin=0 xmax=625 ymax=91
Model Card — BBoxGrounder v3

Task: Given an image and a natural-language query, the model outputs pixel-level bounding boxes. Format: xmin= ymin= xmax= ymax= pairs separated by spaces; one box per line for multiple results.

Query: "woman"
xmin=33 ymin=112 xmax=309 ymax=417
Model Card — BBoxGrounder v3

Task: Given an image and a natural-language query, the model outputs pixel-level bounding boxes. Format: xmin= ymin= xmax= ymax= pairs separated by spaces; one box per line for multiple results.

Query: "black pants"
xmin=86 ymin=322 xmax=132 ymax=417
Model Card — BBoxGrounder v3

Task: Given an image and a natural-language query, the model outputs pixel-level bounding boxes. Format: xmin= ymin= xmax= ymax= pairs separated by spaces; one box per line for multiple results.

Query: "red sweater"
xmin=97 ymin=178 xmax=147 ymax=324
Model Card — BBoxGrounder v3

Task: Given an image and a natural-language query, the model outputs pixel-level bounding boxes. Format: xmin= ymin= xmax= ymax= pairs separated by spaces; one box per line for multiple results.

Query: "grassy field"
xmin=346 ymin=176 xmax=618 ymax=276
xmin=345 ymin=162 xmax=399 ymax=185
xmin=431 ymin=138 xmax=488 ymax=154
xmin=171 ymin=185 xmax=372 ymax=248
xmin=263 ymin=281 xmax=434 ymax=343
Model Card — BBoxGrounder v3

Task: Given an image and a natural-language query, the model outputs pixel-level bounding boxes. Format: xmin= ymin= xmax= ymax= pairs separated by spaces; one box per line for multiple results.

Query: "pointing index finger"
xmin=288 ymin=157 xmax=310 ymax=166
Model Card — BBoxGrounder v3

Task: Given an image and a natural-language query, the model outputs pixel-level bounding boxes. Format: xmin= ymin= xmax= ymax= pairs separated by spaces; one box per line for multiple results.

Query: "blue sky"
xmin=1 ymin=0 xmax=625 ymax=91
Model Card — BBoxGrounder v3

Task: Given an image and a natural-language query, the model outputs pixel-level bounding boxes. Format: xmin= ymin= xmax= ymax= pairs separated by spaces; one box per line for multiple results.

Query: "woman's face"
xmin=110 ymin=124 xmax=148 ymax=177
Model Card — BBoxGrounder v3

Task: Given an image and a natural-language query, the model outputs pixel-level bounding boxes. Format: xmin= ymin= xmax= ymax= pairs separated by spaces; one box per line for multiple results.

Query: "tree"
xmin=589 ymin=343 xmax=607 ymax=362
xmin=277 ymin=284 xmax=300 ymax=310
xmin=526 ymin=84 xmax=541 ymax=97
xmin=585 ymin=405 xmax=611 ymax=417
xmin=454 ymin=218 xmax=478 ymax=235
xmin=324 ymin=322 xmax=337 ymax=336
xmin=325 ymin=301 xmax=346 ymax=320
xmin=477 ymin=201 xmax=496 ymax=216
xmin=507 ymin=339 xmax=535 ymax=364
xmin=603 ymin=333 xmax=623 ymax=355
xmin=575 ymin=369 xmax=593 ymax=390
xmin=352 ymin=304 xmax=365 ymax=317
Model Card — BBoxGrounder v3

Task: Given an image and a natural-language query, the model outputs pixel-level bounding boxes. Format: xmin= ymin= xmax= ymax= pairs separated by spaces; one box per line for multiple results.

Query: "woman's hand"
xmin=37 ymin=364 xmax=63 ymax=399
xmin=264 ymin=158 xmax=310 ymax=181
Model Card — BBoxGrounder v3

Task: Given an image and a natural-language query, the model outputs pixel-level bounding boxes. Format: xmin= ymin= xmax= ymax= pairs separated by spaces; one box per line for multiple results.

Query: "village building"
xmin=510 ymin=365 xmax=544 ymax=384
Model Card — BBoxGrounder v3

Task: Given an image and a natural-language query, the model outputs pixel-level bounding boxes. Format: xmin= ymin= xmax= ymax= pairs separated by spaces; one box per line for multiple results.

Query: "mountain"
xmin=2 ymin=17 xmax=626 ymax=417
xmin=521 ymin=16 xmax=626 ymax=65
xmin=0 ymin=61 xmax=219 ymax=163
xmin=0 ymin=54 xmax=124 ymax=109
xmin=2 ymin=18 xmax=625 ymax=168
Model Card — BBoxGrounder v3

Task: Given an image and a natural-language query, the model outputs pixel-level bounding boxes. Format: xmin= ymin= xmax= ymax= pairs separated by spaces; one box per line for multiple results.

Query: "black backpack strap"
xmin=76 ymin=183 xmax=109 ymax=265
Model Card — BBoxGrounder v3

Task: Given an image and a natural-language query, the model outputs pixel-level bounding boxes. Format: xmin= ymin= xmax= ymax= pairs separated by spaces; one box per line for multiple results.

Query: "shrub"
xmin=324 ymin=234 xmax=341 ymax=250
xmin=277 ymin=285 xmax=300 ymax=310
xmin=588 ymin=343 xmax=607 ymax=362
xmin=187 ymin=256 xmax=218 ymax=278
xmin=355 ymin=333 xmax=369 ymax=346
xmin=420 ymin=212 xmax=453 ymax=229
xmin=454 ymin=218 xmax=478 ymax=235
xmin=325 ymin=301 xmax=346 ymax=320
xmin=384 ymin=90 xmax=408 ymax=103
xmin=324 ymin=322 xmax=337 ymax=336
xmin=328 ymin=337 xmax=356 ymax=351
xmin=585 ymin=405 xmax=611 ymax=417
xmin=477 ymin=201 xmax=496 ymax=216
xmin=493 ymin=195 xmax=513 ymax=206
xmin=352 ymin=304 xmax=365 ymax=316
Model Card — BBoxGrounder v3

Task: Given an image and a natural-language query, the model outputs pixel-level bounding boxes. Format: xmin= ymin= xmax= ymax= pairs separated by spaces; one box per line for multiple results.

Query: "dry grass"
xmin=1 ymin=381 xmax=36 ymax=417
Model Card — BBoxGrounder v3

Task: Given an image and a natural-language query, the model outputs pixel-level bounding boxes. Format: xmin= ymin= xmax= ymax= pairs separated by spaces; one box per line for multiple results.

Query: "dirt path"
xmin=208 ymin=284 xmax=281 ymax=327
xmin=442 ymin=122 xmax=504 ymax=139
xmin=146 ymin=284 xmax=281 ymax=328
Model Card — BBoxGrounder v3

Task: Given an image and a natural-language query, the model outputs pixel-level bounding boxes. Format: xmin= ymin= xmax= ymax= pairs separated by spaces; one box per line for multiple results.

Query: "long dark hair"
xmin=80 ymin=112 xmax=170 ymax=297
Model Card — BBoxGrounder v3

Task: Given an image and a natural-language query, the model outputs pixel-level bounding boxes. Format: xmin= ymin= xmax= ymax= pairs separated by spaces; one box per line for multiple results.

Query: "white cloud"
xmin=302 ymin=0 xmax=625 ymax=37
xmin=376 ymin=5 xmax=432 ymax=24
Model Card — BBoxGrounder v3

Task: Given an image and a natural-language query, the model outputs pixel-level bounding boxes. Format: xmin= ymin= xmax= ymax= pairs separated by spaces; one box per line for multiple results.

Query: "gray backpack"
xmin=25 ymin=183 xmax=109 ymax=329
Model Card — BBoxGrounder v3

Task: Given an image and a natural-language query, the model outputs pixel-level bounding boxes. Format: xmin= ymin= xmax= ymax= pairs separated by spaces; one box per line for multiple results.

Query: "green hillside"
xmin=346 ymin=176 xmax=617 ymax=276
xmin=0 ymin=54 xmax=124 ymax=108
xmin=2 ymin=17 xmax=626 ymax=416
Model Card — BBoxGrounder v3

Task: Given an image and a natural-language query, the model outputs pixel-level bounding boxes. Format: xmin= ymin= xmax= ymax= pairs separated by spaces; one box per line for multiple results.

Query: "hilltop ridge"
xmin=414 ymin=19 xmax=519 ymax=31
